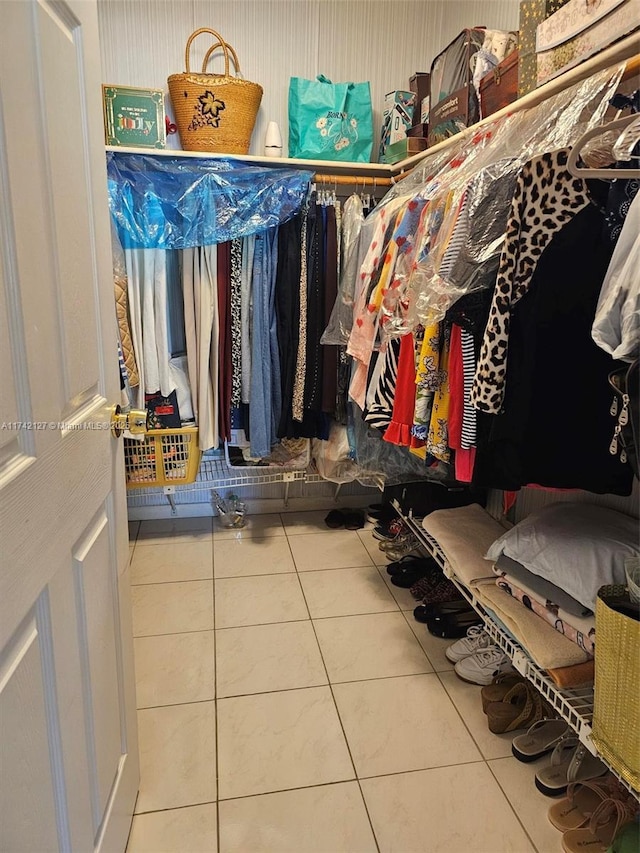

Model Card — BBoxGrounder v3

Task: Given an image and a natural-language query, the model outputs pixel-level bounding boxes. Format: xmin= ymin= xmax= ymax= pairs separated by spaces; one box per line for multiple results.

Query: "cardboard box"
xmin=407 ymin=123 xmax=429 ymax=138
xmin=479 ymin=49 xmax=520 ymax=118
xmin=381 ymin=137 xmax=428 ymax=164
xmin=536 ymin=0 xmax=639 ymax=85
xmin=378 ymin=90 xmax=416 ymax=160
xmin=103 ymin=84 xmax=166 ymax=148
xmin=409 ymin=73 xmax=430 ymax=117
xmin=518 ymin=0 xmax=570 ymax=95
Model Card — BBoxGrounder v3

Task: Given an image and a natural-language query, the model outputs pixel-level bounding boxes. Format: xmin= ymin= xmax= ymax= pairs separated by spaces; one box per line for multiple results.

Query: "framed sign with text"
xmin=103 ymin=84 xmax=166 ymax=148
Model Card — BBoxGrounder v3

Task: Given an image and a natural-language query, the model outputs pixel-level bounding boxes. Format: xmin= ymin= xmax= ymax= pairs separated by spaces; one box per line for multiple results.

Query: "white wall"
xmin=97 ymin=0 xmax=520 ymax=157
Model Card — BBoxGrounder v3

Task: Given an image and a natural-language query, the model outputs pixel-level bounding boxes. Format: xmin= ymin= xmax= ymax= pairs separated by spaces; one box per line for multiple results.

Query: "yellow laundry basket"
xmin=124 ymin=427 xmax=201 ymax=488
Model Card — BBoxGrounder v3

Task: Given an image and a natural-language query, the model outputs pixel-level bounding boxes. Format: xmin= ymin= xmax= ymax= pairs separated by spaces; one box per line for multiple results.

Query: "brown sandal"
xmin=485 ymin=682 xmax=549 ymax=734
xmin=481 ymin=672 xmax=527 ymax=714
xmin=561 ymin=798 xmax=637 ymax=853
xmin=548 ymin=778 xmax=615 ymax=832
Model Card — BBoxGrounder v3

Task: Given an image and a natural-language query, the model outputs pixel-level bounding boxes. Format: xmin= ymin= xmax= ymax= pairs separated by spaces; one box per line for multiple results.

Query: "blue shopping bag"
xmin=288 ymin=75 xmax=373 ymax=162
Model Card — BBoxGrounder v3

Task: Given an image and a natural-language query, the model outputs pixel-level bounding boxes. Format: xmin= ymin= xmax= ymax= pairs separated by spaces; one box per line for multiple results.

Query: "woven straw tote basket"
xmin=168 ymin=28 xmax=263 ymax=154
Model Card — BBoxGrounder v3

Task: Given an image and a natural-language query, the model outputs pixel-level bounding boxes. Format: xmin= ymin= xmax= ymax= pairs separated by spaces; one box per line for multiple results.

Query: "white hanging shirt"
xmin=592 ymin=190 xmax=640 ymax=363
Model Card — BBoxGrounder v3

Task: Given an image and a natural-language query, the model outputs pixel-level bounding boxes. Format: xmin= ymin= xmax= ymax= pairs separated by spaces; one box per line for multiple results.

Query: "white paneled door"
xmin=0 ymin=2 xmax=138 ymax=851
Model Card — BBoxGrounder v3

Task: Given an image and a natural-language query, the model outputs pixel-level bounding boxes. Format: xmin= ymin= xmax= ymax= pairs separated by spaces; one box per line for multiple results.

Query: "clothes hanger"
xmin=567 ymin=114 xmax=640 ymax=179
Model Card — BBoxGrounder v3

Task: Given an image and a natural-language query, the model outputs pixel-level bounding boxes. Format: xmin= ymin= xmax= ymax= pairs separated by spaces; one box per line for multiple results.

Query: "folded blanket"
xmin=495 ymin=553 xmax=591 ymax=619
xmin=494 ymin=570 xmax=595 ymax=656
xmin=422 ymin=503 xmax=504 ymax=588
xmin=475 ymin=584 xmax=590 ymax=670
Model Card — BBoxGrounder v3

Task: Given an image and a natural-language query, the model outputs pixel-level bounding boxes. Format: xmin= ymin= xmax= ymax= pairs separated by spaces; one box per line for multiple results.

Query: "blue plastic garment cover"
xmin=106 ymin=152 xmax=312 ymax=250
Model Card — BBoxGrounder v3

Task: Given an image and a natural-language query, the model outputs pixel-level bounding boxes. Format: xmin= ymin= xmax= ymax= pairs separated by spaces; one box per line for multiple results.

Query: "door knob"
xmin=110 ymin=404 xmax=148 ymax=438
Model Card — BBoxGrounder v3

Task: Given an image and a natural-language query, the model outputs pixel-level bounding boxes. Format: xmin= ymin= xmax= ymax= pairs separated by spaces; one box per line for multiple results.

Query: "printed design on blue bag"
xmin=187 ymin=90 xmax=226 ymax=131
xmin=315 ymin=112 xmax=359 ymax=152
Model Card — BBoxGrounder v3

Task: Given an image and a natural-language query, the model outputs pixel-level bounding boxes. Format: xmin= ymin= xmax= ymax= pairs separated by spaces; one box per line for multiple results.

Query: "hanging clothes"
xmin=217 ymin=243 xmax=232 ymax=443
xmin=471 ymin=149 xmax=592 ymax=415
xmin=592 ymin=189 xmax=640 ymax=362
xmin=249 ymin=228 xmax=280 ymax=459
xmin=426 ymin=324 xmax=451 ymax=463
xmin=292 ymin=207 xmax=309 ymax=423
xmin=472 ymin=187 xmax=633 ymax=495
xmin=321 ymin=193 xmax=365 ymax=345
xmin=276 ymin=214 xmax=303 ymax=439
xmin=363 ymin=339 xmax=401 ymax=433
xmin=182 ymin=245 xmax=219 ymax=451
xmin=240 ymin=235 xmax=255 ymax=405
xmin=321 ymin=203 xmax=339 ymax=416
xmin=123 ymin=248 xmax=174 ymax=407
xmin=411 ymin=322 xmax=441 ymax=455
xmin=384 ymin=332 xmax=418 ymax=446
xmin=230 ymin=239 xmax=243 ymax=408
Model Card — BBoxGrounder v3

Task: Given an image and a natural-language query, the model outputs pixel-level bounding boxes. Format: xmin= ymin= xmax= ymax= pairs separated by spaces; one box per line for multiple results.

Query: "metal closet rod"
xmin=312 ymin=173 xmax=394 ymax=186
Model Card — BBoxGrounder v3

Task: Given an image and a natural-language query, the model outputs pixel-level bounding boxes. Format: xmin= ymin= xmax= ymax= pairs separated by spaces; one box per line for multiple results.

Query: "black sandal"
xmin=425 ymin=610 xmax=483 ymax=639
xmin=324 ymin=509 xmax=345 ymax=529
xmin=386 ymin=556 xmax=437 ymax=576
xmin=343 ymin=510 xmax=365 ymax=530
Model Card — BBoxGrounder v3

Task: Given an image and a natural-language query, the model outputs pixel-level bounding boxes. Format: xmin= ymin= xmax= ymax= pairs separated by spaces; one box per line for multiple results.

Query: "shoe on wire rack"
xmin=445 ymin=624 xmax=493 ymax=662
xmin=378 ymin=530 xmax=418 ymax=552
xmin=454 ymin=647 xmax=514 ymax=686
xmin=366 ymin=503 xmax=397 ymax=525
xmin=372 ymin=519 xmax=406 ymax=541
xmin=383 ymin=536 xmax=422 ymax=561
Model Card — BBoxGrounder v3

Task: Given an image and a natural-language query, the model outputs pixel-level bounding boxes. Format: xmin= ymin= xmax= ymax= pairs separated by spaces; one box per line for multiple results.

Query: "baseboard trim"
xmin=127 ymin=493 xmax=377 ymax=521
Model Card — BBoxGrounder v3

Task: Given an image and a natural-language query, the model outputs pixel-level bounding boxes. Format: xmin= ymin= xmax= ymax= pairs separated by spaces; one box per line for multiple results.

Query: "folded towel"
xmin=475 ymin=584 xmax=590 ymax=670
xmin=546 ymin=660 xmax=595 ymax=689
xmin=422 ymin=503 xmax=504 ymax=588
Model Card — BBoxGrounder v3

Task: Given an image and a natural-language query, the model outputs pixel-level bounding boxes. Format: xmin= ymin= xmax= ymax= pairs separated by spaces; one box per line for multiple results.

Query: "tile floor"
xmin=126 ymin=511 xmax=563 ymax=853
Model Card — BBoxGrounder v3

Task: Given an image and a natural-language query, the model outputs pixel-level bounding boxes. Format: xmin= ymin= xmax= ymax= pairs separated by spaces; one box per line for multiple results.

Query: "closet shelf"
xmin=126 ymin=454 xmax=324 ymax=510
xmin=106 ymin=35 xmax=639 ymax=180
xmin=391 ymin=500 xmax=639 ymax=801
xmin=105 ymin=145 xmax=391 ymax=177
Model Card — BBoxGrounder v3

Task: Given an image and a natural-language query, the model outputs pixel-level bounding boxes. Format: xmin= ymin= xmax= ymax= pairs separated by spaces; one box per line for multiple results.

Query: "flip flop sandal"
xmin=413 ymin=598 xmax=471 ymax=622
xmin=535 ymin=739 xmax=608 ymax=798
xmin=390 ymin=566 xmax=434 ymax=589
xmin=511 ymin=718 xmax=571 ymax=762
xmin=485 ymin=682 xmax=548 ymax=735
xmin=548 ymin=778 xmax=615 ymax=832
xmin=425 ymin=610 xmax=483 ymax=639
xmin=535 ymin=735 xmax=580 ymax=797
xmin=481 ymin=672 xmax=527 ymax=714
xmin=324 ymin=509 xmax=345 ymax=529
xmin=386 ymin=556 xmax=436 ymax=576
xmin=343 ymin=510 xmax=365 ymax=530
xmin=561 ymin=799 xmax=637 ymax=853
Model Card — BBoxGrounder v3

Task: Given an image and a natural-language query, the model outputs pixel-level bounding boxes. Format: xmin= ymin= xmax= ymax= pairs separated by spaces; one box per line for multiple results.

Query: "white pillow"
xmin=485 ymin=502 xmax=639 ymax=610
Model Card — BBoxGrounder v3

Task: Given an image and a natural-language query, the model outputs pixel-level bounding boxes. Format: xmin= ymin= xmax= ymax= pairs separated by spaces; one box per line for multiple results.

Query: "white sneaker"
xmin=454 ymin=648 xmax=513 ymax=686
xmin=445 ymin=625 xmax=492 ymax=662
